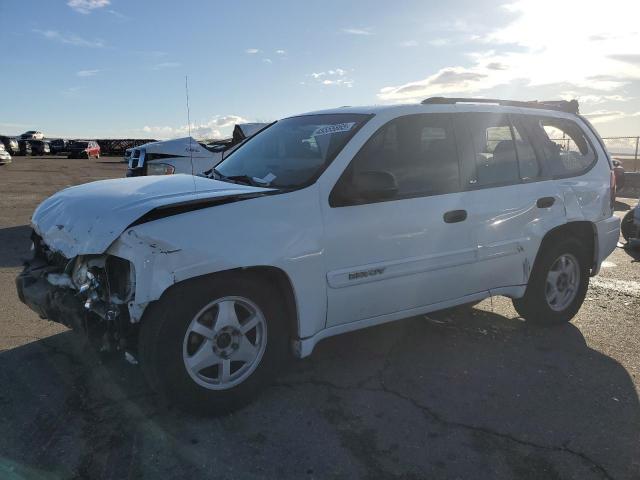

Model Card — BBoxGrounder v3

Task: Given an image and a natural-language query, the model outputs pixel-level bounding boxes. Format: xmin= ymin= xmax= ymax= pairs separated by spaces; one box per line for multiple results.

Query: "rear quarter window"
xmin=530 ymin=117 xmax=596 ymax=177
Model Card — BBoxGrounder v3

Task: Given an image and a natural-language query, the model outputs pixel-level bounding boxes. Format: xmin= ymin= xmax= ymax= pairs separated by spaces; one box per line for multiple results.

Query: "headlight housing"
xmin=147 ymin=163 xmax=176 ymax=175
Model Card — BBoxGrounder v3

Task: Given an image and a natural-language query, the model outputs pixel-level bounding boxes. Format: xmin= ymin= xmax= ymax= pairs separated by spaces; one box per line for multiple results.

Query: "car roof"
xmin=294 ymin=101 xmax=580 ymax=121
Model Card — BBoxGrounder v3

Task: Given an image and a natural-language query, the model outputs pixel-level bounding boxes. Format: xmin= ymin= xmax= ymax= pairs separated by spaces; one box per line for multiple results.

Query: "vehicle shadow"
xmin=615 ymin=199 xmax=631 ymax=211
xmin=0 ymin=308 xmax=638 ymax=479
xmin=0 ymin=224 xmax=32 ymax=268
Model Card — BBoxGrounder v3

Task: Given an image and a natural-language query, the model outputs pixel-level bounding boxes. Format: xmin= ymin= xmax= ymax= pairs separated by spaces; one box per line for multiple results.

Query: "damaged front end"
xmin=16 ymin=231 xmax=138 ymax=354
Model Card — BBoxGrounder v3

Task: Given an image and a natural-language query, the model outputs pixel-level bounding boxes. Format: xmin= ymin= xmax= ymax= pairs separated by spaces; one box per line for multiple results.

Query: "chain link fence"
xmin=602 ymin=136 xmax=640 ymax=172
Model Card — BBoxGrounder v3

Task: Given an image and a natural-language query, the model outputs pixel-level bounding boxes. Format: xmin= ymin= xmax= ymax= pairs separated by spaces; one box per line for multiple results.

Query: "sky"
xmin=1 ymin=0 xmax=640 ymax=140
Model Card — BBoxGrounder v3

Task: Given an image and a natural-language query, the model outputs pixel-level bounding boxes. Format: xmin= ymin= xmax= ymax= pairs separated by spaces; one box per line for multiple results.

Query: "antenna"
xmin=185 ymin=75 xmax=196 ymax=189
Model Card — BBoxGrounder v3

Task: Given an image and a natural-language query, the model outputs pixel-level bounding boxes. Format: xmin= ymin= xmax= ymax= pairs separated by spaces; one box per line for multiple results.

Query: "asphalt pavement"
xmin=0 ymin=157 xmax=638 ymax=479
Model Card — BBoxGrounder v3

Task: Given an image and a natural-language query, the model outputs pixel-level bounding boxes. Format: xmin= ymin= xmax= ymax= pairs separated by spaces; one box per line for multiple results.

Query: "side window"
xmin=334 ymin=113 xmax=460 ymax=205
xmin=534 ymin=117 xmax=595 ymax=176
xmin=463 ymin=114 xmax=520 ymax=187
xmin=512 ymin=121 xmax=541 ymax=181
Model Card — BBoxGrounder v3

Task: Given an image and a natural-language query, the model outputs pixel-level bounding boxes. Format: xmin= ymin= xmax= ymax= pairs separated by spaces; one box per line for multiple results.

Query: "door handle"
xmin=443 ymin=209 xmax=467 ymax=223
xmin=536 ymin=197 xmax=555 ymax=208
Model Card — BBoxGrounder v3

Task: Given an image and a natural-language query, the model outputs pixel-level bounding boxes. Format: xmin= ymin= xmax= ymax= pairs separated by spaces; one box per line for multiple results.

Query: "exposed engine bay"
xmin=16 ymin=232 xmax=138 ymax=353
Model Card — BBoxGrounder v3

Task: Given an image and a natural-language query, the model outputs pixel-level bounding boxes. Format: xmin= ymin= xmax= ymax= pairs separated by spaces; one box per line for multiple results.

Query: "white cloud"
xmin=142 ymin=115 xmax=250 ymax=140
xmin=263 ymin=58 xmax=273 ymax=64
xmin=67 ymin=0 xmax=110 ymax=14
xmin=245 ymin=48 xmax=260 ymax=54
xmin=399 ymin=40 xmax=419 ymax=48
xmin=428 ymin=38 xmax=450 ymax=47
xmin=276 ymin=49 xmax=286 ymax=55
xmin=582 ymin=110 xmax=628 ymax=124
xmin=309 ymin=68 xmax=353 ymax=87
xmin=342 ymin=27 xmax=373 ymax=36
xmin=76 ymin=69 xmax=99 ymax=77
xmin=378 ymin=0 xmax=640 ymax=103
xmin=33 ymin=29 xmax=104 ymax=48
xmin=153 ymin=62 xmax=181 ymax=70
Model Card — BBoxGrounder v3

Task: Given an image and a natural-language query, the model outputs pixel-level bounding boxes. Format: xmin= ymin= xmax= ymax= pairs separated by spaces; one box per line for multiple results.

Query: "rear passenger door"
xmin=453 ymin=112 xmax=566 ymax=292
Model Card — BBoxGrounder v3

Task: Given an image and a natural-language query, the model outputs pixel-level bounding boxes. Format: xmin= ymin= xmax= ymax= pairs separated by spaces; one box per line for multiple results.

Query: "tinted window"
xmin=532 ymin=117 xmax=595 ymax=176
xmin=335 ymin=113 xmax=460 ymax=204
xmin=462 ymin=114 xmax=519 ymax=186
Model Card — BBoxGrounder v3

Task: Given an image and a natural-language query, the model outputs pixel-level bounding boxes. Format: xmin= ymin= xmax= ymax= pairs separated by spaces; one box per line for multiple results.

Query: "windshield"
xmin=214 ymin=113 xmax=372 ymax=188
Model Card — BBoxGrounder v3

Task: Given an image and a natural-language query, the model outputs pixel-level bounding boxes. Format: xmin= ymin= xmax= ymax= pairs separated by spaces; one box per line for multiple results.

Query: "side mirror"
xmin=353 ymin=170 xmax=398 ymax=201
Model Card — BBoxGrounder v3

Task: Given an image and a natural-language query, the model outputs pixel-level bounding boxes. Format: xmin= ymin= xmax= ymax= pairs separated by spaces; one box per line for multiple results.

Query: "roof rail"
xmin=421 ymin=97 xmax=580 ymax=114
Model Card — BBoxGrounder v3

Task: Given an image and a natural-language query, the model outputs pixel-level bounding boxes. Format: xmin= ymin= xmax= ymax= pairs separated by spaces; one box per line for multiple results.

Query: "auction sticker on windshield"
xmin=314 ymin=122 xmax=355 ymax=136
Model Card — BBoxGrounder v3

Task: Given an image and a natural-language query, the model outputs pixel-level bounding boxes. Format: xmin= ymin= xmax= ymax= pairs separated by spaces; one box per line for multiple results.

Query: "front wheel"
xmin=139 ymin=273 xmax=289 ymax=415
xmin=512 ymin=237 xmax=589 ymax=326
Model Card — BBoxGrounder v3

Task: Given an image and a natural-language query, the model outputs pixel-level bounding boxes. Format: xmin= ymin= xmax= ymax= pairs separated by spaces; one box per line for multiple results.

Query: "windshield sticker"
xmin=313 ymin=122 xmax=355 ymax=137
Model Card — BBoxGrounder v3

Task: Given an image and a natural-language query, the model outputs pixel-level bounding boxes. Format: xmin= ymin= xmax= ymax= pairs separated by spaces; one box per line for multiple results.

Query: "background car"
xmin=0 ymin=143 xmax=12 ymax=165
xmin=17 ymin=139 xmax=32 ymax=156
xmin=19 ymin=130 xmax=44 ymax=140
xmin=68 ymin=140 xmax=100 ymax=159
xmin=49 ymin=138 xmax=70 ymax=155
xmin=0 ymin=136 xmax=19 ymax=155
xmin=29 ymin=140 xmax=51 ymax=155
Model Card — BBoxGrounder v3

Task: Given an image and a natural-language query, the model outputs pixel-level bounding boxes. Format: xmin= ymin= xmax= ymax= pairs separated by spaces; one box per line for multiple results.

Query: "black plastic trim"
xmin=127 ymin=191 xmax=277 ymax=228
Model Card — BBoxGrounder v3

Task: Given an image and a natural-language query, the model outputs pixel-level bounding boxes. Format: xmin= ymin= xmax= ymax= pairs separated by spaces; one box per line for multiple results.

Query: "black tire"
xmin=621 ymin=210 xmax=635 ymax=242
xmin=512 ymin=237 xmax=590 ymax=326
xmin=138 ymin=273 xmax=289 ymax=415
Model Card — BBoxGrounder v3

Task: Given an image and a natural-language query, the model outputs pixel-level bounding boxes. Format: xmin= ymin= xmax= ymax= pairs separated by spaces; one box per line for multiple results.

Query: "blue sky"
xmin=1 ymin=0 xmax=639 ymax=139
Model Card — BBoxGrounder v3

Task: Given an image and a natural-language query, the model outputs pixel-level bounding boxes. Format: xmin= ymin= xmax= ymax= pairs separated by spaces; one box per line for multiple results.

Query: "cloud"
xmin=107 ymin=9 xmax=129 ymax=21
xmin=67 ymin=0 xmax=110 ymax=14
xmin=76 ymin=69 xmax=99 ymax=77
xmin=153 ymin=62 xmax=181 ymax=70
xmin=377 ymin=0 xmax=640 ymax=102
xmin=341 ymin=27 xmax=373 ymax=36
xmin=142 ymin=115 xmax=250 ymax=140
xmin=61 ymin=86 xmax=86 ymax=97
xmin=428 ymin=38 xmax=450 ymax=47
xmin=582 ymin=110 xmax=628 ymax=124
xmin=399 ymin=40 xmax=418 ymax=48
xmin=33 ymin=29 xmax=104 ymax=48
xmin=379 ymin=67 xmax=487 ymax=100
xmin=245 ymin=48 xmax=260 ymax=54
xmin=263 ymin=58 xmax=272 ymax=64
xmin=276 ymin=49 xmax=286 ymax=55
xmin=608 ymin=54 xmax=640 ymax=66
xmin=309 ymin=68 xmax=353 ymax=87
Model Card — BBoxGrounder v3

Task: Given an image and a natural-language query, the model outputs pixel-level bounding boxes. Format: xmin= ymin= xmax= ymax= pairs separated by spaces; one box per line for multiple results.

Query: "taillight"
xmin=610 ymin=170 xmax=616 ymax=210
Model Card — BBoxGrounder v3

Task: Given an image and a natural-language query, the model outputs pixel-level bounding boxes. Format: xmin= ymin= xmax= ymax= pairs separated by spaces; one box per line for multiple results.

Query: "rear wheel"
xmin=512 ymin=237 xmax=589 ymax=326
xmin=139 ymin=273 xmax=289 ymax=415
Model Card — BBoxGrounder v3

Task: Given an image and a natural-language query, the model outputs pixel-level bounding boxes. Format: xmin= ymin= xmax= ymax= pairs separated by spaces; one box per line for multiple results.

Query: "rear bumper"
xmin=592 ymin=215 xmax=621 ymax=275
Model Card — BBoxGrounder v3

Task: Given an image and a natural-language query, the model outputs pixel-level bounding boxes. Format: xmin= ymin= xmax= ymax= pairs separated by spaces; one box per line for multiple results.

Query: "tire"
xmin=138 ymin=273 xmax=289 ymax=415
xmin=512 ymin=237 xmax=590 ymax=326
xmin=621 ymin=209 xmax=635 ymax=242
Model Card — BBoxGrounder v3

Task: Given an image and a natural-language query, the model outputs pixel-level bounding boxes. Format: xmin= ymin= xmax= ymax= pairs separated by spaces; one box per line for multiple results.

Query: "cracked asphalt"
xmin=1 ymin=157 xmax=639 ymax=479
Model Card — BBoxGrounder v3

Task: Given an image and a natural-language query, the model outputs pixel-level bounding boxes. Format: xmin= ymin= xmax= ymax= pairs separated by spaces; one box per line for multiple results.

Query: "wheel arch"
xmin=142 ymin=265 xmax=300 ymax=342
xmin=536 ymin=221 xmax=597 ymax=274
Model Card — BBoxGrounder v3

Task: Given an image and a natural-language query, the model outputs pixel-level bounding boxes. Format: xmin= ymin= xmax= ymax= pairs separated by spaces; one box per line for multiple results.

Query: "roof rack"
xmin=421 ymin=97 xmax=580 ymax=114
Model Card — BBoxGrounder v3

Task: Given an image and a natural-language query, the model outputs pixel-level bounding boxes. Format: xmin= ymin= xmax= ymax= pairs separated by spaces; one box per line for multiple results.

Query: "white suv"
xmin=17 ymin=98 xmax=620 ymax=414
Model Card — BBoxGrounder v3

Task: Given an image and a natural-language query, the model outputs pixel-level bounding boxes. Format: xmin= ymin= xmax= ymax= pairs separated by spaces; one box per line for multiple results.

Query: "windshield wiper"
xmin=211 ymin=168 xmax=261 ymax=187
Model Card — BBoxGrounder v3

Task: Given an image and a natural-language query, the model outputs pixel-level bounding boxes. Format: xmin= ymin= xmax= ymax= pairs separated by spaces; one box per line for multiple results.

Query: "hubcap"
xmin=182 ymin=296 xmax=267 ymax=390
xmin=545 ymin=253 xmax=580 ymax=312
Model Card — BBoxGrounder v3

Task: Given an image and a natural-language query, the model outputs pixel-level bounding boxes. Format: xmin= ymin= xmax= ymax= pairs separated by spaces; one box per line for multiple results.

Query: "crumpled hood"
xmin=32 ymin=174 xmax=271 ymax=258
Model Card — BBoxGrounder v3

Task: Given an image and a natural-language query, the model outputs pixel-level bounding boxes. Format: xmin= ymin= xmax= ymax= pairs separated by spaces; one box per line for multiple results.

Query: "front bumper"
xmin=16 ymin=258 xmax=85 ymax=330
